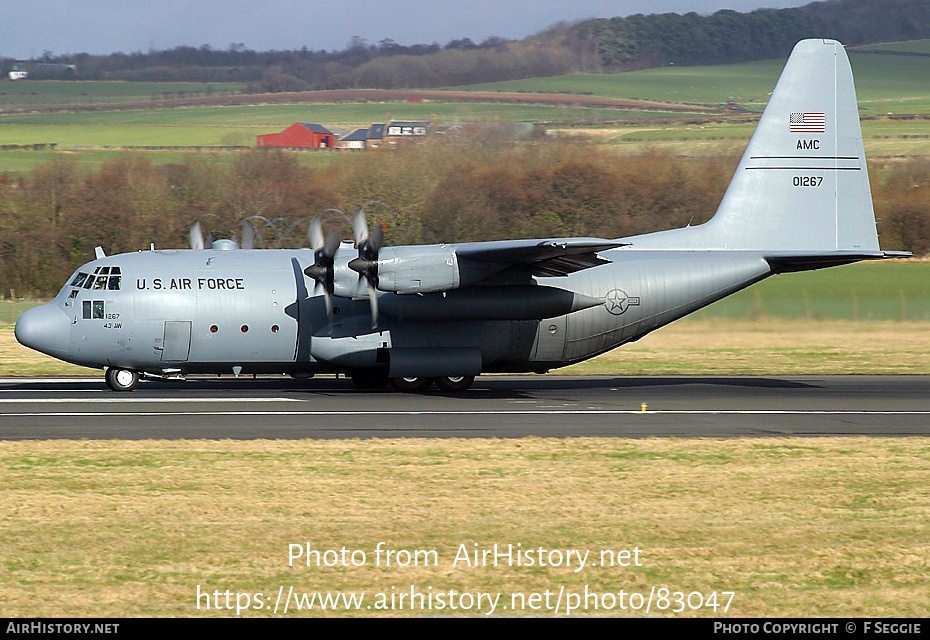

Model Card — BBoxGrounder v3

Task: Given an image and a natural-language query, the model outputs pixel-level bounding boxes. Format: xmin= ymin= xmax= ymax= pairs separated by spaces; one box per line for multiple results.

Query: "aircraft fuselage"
xmin=19 ymin=245 xmax=773 ymax=379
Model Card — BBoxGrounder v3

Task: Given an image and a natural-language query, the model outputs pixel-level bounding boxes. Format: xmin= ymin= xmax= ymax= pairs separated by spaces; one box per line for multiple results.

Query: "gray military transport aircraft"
xmin=15 ymin=39 xmax=911 ymax=392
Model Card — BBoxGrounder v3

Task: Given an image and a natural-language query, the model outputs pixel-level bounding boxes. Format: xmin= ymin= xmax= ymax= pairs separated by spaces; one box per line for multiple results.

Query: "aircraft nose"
xmin=15 ymin=304 xmax=71 ymax=358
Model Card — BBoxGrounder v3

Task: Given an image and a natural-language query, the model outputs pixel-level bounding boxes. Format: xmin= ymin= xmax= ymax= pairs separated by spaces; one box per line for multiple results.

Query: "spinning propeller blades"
xmin=302 ymin=212 xmax=385 ymax=328
xmin=349 ymin=209 xmax=384 ymax=328
xmin=304 ymin=217 xmax=340 ymax=319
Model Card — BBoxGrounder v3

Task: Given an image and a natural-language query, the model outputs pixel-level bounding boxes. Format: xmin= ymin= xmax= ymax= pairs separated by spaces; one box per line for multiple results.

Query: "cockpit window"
xmin=83 ymin=265 xmax=122 ymax=290
xmin=70 ymin=272 xmax=89 ymax=288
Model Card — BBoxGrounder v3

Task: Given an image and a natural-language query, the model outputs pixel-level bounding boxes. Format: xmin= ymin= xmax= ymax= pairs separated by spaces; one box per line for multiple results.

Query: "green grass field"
xmin=0 ymin=81 xmax=244 ymax=106
xmin=452 ymin=53 xmax=930 ymax=115
xmin=0 ymin=148 xmax=234 ymax=175
xmin=455 ymin=59 xmax=785 ymax=106
xmin=0 ymin=103 xmax=689 ymax=128
xmin=854 ymin=39 xmax=930 ymax=54
xmin=692 ymin=262 xmax=930 ymax=321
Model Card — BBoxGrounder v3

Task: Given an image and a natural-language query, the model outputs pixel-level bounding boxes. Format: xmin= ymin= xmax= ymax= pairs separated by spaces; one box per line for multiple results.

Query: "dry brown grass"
xmin=1 ymin=438 xmax=928 ymax=617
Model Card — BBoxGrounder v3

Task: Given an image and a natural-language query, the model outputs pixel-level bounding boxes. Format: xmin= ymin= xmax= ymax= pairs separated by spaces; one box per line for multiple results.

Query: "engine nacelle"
xmin=332 ymin=254 xmax=367 ymax=299
xmin=375 ymin=245 xmax=460 ymax=294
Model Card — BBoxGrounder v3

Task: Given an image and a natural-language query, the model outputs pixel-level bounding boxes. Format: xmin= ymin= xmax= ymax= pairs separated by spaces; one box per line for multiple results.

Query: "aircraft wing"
xmin=455 ymin=238 xmax=626 ymax=277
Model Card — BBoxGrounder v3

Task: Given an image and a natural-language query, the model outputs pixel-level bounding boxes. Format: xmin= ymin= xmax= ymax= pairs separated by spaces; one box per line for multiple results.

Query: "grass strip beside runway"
xmin=0 ymin=437 xmax=927 ymax=617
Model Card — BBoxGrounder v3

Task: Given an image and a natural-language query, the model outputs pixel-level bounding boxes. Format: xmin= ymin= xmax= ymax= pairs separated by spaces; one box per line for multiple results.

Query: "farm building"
xmin=336 ymin=128 xmax=369 ymax=150
xmin=336 ymin=121 xmax=429 ymax=150
xmin=366 ymin=123 xmax=386 ymax=149
xmin=256 ymin=123 xmax=335 ymax=148
xmin=384 ymin=120 xmax=431 ymax=146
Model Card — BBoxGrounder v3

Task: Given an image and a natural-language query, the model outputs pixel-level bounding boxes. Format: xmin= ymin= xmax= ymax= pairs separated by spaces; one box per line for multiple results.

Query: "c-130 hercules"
xmin=16 ymin=40 xmax=911 ymax=392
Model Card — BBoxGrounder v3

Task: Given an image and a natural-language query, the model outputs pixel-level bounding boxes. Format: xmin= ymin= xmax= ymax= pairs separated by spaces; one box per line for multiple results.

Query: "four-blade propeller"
xmin=348 ymin=209 xmax=384 ymax=328
xmin=303 ymin=217 xmax=341 ymax=319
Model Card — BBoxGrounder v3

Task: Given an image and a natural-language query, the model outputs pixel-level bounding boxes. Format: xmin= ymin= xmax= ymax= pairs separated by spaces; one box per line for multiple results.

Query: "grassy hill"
xmin=451 ymin=52 xmax=930 ymax=114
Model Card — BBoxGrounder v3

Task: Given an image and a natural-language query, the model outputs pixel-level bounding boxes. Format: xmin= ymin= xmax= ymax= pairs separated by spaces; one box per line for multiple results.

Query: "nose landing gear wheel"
xmin=105 ymin=367 xmax=139 ymax=392
xmin=435 ymin=375 xmax=475 ymax=392
xmin=389 ymin=377 xmax=434 ymax=392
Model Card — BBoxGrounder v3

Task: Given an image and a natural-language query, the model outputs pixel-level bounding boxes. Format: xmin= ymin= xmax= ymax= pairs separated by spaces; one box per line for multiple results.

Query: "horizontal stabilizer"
xmin=765 ymin=250 xmax=914 ymax=273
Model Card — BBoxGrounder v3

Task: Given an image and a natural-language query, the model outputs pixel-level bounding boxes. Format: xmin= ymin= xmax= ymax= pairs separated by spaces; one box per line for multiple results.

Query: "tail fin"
xmin=631 ymin=39 xmax=884 ymax=255
xmin=706 ymin=38 xmax=878 ymax=252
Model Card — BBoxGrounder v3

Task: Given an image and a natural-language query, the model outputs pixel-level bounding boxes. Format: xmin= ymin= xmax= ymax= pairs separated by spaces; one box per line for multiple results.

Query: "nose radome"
xmin=15 ymin=304 xmax=71 ymax=358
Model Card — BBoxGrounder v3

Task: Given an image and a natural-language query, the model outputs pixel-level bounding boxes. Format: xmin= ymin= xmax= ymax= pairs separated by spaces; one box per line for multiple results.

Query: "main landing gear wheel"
xmin=434 ymin=375 xmax=475 ymax=392
xmin=351 ymin=371 xmax=390 ymax=390
xmin=389 ymin=377 xmax=434 ymax=392
xmin=105 ymin=367 xmax=139 ymax=392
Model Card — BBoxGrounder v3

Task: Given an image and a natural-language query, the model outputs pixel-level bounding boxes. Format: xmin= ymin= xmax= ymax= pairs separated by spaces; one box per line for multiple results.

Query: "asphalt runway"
xmin=0 ymin=375 xmax=927 ymax=440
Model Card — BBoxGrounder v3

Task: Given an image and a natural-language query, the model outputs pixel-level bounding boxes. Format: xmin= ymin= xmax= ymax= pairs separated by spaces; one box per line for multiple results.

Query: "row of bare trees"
xmin=0 ymin=140 xmax=927 ymax=297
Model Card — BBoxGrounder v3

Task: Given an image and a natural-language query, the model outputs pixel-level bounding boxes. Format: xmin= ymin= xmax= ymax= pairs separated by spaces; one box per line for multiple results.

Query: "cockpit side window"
xmin=70 ymin=272 xmax=89 ymax=288
xmin=107 ymin=266 xmax=121 ymax=290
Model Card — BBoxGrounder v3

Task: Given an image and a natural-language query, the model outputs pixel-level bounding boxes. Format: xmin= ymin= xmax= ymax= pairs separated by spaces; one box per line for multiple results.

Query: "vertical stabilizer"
xmin=629 ymin=39 xmax=881 ymax=254
xmin=706 ymin=39 xmax=878 ymax=252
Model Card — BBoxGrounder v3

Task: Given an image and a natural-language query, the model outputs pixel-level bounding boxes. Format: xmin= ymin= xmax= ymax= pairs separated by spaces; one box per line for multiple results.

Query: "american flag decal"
xmin=789 ymin=112 xmax=826 ymax=134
